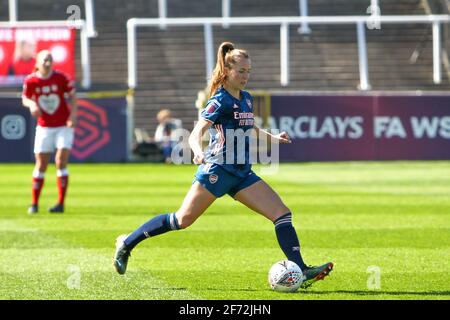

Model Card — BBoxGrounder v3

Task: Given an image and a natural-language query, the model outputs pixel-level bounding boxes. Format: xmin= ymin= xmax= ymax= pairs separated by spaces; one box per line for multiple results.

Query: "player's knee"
xmin=35 ymin=162 xmax=47 ymax=172
xmin=176 ymin=217 xmax=192 ymax=229
xmin=175 ymin=213 xmax=196 ymax=229
xmin=273 ymin=206 xmax=292 ymax=221
xmin=55 ymin=158 xmax=67 ymax=169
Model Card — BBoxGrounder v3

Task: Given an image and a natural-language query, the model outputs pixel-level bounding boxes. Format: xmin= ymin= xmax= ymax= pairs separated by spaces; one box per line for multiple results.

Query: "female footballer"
xmin=22 ymin=50 xmax=77 ymax=214
xmin=114 ymin=42 xmax=333 ymax=289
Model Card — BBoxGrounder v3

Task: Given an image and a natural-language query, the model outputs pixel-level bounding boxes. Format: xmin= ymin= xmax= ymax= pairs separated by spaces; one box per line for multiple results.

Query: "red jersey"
xmin=22 ymin=70 xmax=75 ymax=127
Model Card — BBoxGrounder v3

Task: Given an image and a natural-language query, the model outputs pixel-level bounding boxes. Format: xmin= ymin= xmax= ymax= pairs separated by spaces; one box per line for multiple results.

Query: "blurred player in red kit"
xmin=22 ymin=50 xmax=77 ymax=214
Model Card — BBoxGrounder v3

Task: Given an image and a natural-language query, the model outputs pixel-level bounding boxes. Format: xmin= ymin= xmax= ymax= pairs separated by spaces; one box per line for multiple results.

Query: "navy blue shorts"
xmin=194 ymin=163 xmax=261 ymax=198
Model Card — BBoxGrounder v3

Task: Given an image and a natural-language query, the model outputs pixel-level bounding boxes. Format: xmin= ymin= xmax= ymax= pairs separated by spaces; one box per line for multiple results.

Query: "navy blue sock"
xmin=124 ymin=213 xmax=180 ymax=251
xmin=274 ymin=213 xmax=307 ymax=270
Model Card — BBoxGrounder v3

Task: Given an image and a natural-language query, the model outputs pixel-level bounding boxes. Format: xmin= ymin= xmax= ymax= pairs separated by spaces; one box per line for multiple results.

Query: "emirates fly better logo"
xmin=71 ymin=99 xmax=110 ymax=159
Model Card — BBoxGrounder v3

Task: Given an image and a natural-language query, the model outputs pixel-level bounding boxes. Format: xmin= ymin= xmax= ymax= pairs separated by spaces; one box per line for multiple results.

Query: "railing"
xmin=127 ymin=15 xmax=450 ymax=90
xmin=154 ymin=1 xmax=382 ymax=35
xmin=84 ymin=0 xmax=97 ymax=38
xmin=443 ymin=1 xmax=450 ymax=81
xmin=7 ymin=0 xmax=97 ymax=37
xmin=5 ymin=0 xmax=97 ymax=88
xmin=298 ymin=0 xmax=311 ymax=34
xmin=0 ymin=20 xmax=92 ymax=89
xmin=8 ymin=0 xmax=18 ymax=23
xmin=157 ymin=0 xmax=231 ymax=29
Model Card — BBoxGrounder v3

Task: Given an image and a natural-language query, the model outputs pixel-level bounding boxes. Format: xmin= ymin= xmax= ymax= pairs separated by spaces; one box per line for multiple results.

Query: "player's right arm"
xmin=191 ymin=95 xmax=226 ymax=164
xmin=189 ymin=118 xmax=212 ymax=165
xmin=22 ymin=96 xmax=41 ymax=118
xmin=21 ymin=80 xmax=42 ymax=118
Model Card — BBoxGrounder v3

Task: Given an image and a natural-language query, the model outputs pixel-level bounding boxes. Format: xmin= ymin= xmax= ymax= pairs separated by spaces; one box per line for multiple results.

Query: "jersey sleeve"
xmin=201 ymin=97 xmax=227 ymax=123
xmin=22 ymin=78 xmax=33 ymax=99
xmin=62 ymin=73 xmax=75 ymax=94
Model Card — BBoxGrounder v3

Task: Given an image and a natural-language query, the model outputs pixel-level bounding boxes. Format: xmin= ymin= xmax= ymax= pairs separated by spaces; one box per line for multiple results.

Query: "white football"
xmin=268 ymin=260 xmax=304 ymax=292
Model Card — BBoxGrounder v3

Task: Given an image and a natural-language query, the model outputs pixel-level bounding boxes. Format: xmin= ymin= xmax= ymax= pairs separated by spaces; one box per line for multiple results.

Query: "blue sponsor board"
xmin=0 ymin=96 xmax=127 ymax=162
xmin=0 ymin=98 xmax=34 ymax=162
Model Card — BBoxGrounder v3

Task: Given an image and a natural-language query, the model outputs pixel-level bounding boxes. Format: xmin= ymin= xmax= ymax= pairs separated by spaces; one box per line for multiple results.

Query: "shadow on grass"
xmin=197 ymin=288 xmax=261 ymax=292
xmin=198 ymin=287 xmax=450 ymax=297
xmin=147 ymin=287 xmax=190 ymax=291
xmin=300 ymin=290 xmax=450 ymax=297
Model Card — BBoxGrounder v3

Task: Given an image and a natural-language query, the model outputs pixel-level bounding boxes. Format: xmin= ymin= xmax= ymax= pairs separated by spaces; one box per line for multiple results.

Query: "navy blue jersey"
xmin=200 ymin=87 xmax=255 ymax=178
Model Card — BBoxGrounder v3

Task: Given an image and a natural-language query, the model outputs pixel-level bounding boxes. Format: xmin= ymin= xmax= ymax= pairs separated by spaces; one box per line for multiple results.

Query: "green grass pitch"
xmin=0 ymin=162 xmax=449 ymax=300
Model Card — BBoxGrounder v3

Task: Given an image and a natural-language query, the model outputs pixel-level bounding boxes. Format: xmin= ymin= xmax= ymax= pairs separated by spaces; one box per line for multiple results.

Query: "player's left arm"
xmin=247 ymin=92 xmax=290 ymax=143
xmin=189 ymin=118 xmax=212 ymax=164
xmin=66 ymin=90 xmax=78 ymax=128
xmin=254 ymin=125 xmax=292 ymax=144
xmin=64 ymin=74 xmax=77 ymax=128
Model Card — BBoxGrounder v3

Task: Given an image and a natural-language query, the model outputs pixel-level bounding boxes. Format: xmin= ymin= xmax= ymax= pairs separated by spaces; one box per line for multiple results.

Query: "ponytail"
xmin=208 ymin=42 xmax=249 ymax=98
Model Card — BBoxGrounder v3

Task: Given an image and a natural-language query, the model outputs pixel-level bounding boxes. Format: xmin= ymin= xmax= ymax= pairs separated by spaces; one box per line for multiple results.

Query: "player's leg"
xmin=114 ymin=182 xmax=216 ymax=274
xmin=29 ymin=126 xmax=54 ymax=214
xmin=49 ymin=127 xmax=74 ymax=213
xmin=49 ymin=148 xmax=70 ymax=213
xmin=233 ymin=179 xmax=308 ymax=270
xmin=29 ymin=152 xmax=50 ymax=214
xmin=234 ymin=179 xmax=333 ymax=288
xmin=174 ymin=181 xmax=217 ymax=228
xmin=125 ymin=181 xmax=216 ymax=249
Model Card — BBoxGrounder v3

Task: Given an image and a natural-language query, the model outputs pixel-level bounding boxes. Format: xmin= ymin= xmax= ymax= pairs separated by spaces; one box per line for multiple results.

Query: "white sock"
xmin=32 ymin=169 xmax=45 ymax=179
xmin=57 ymin=168 xmax=69 ymax=177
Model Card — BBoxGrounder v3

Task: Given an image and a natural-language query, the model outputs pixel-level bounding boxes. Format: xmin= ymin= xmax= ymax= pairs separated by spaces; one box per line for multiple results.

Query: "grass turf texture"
xmin=0 ymin=162 xmax=449 ymax=300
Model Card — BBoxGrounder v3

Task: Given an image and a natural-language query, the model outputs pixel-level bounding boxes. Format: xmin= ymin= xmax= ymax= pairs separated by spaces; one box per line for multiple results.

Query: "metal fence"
xmin=127 ymin=14 xmax=450 ymax=91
